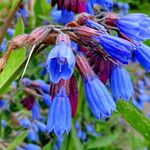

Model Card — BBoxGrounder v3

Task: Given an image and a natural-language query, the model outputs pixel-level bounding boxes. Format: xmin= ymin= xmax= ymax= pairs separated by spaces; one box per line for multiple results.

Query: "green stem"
xmin=0 ymin=0 xmax=23 ymax=44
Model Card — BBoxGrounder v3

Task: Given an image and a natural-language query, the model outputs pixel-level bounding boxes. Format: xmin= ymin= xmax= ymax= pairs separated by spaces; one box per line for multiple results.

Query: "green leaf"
xmin=14 ymin=16 xmax=24 ymax=36
xmin=117 ymin=100 xmax=150 ymax=141
xmin=42 ymin=142 xmax=53 ymax=150
xmin=34 ymin=0 xmax=52 ymax=25
xmin=6 ymin=130 xmax=28 ymax=150
xmin=0 ymin=48 xmax=26 ymax=95
xmin=85 ymin=133 xmax=118 ymax=149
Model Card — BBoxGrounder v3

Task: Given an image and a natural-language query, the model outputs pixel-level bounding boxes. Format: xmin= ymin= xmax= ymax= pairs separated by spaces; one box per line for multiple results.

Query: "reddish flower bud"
xmin=63 ymin=0 xmax=71 ymax=11
xmin=94 ymin=57 xmax=113 ymax=84
xmin=74 ymin=26 xmax=100 ymax=40
xmin=68 ymin=75 xmax=78 ymax=117
xmin=78 ymin=0 xmax=86 ymax=13
xmin=76 ymin=53 xmax=95 ymax=80
xmin=71 ymin=0 xmax=78 ymax=13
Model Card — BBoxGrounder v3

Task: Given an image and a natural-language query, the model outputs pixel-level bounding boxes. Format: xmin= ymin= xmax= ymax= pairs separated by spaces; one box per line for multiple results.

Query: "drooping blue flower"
xmin=77 ymin=130 xmax=87 ymax=141
xmin=132 ymin=98 xmax=144 ymax=110
xmin=46 ymin=41 xmax=75 ymax=84
xmin=19 ymin=7 xmax=29 ymax=19
xmin=7 ymin=28 xmax=15 ymax=37
xmin=41 ymin=93 xmax=51 ymax=107
xmin=20 ymin=118 xmax=31 ymax=129
xmin=47 ymin=87 xmax=72 ymax=136
xmin=16 ymin=146 xmax=25 ymax=150
xmin=51 ymin=7 xmax=75 ymax=25
xmin=0 ymin=38 xmax=7 ymax=52
xmin=0 ymin=119 xmax=7 ymax=128
xmin=86 ymin=2 xmax=94 ymax=15
xmin=0 ymin=99 xmax=7 ymax=108
xmin=94 ymin=34 xmax=133 ymax=64
xmin=53 ymin=135 xmax=64 ymax=150
xmin=133 ymin=43 xmax=150 ymax=72
xmin=122 ymin=3 xmax=129 ymax=15
xmin=31 ymin=101 xmax=42 ymax=120
xmin=95 ymin=0 xmax=113 ymax=11
xmin=61 ymin=9 xmax=75 ymax=25
xmin=32 ymin=122 xmax=39 ymax=132
xmin=51 ymin=7 xmax=62 ymax=23
xmin=25 ymin=144 xmax=41 ymax=150
xmin=27 ymin=129 xmax=39 ymax=142
xmin=35 ymin=79 xmax=50 ymax=94
xmin=36 ymin=121 xmax=47 ymax=133
xmin=85 ymin=77 xmax=116 ymax=119
xmin=110 ymin=66 xmax=134 ymax=101
xmin=117 ymin=13 xmax=150 ymax=41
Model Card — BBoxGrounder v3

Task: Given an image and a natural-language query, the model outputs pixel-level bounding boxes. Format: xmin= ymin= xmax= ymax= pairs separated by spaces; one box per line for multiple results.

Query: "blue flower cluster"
xmin=2 ymin=0 xmax=150 ymax=144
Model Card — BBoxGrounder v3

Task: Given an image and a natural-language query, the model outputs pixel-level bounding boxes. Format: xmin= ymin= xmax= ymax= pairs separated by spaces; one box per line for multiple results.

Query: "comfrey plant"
xmin=1 ymin=0 xmax=150 ymax=139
